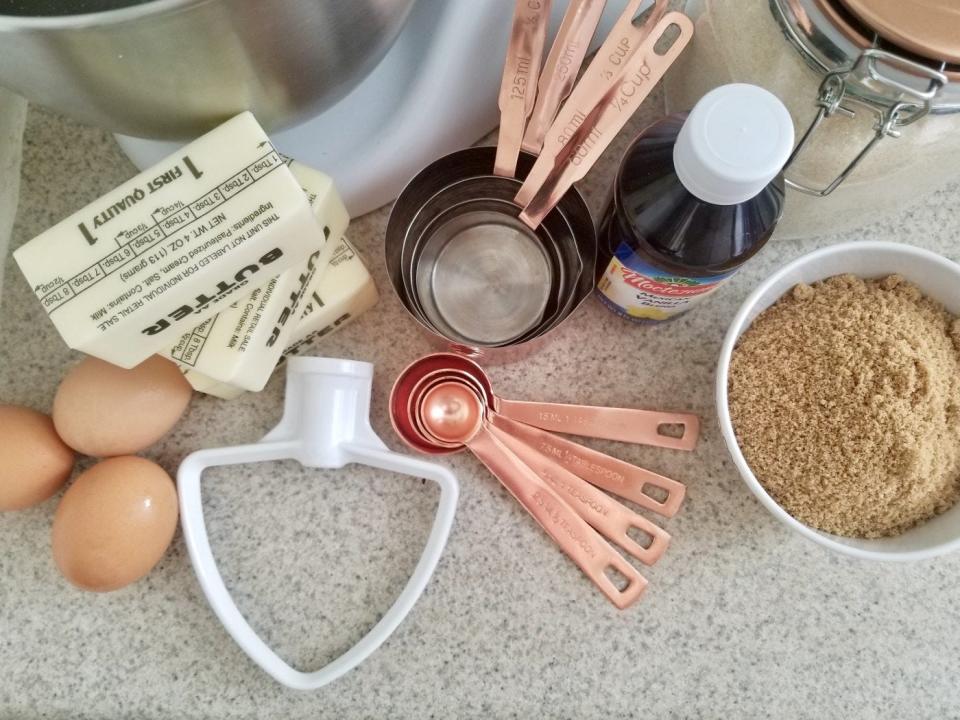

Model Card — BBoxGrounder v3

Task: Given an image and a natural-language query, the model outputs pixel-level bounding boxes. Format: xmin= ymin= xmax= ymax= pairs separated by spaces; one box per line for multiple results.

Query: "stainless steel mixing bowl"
xmin=0 ymin=0 xmax=416 ymax=138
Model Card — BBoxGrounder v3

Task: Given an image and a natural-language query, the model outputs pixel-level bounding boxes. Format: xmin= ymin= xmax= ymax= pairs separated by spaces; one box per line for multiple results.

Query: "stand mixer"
xmin=115 ymin=0 xmax=629 ymax=216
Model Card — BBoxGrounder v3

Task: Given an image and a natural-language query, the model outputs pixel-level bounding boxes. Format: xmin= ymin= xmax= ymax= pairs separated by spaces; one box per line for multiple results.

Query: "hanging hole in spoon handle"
xmin=488 ymin=412 xmax=686 ymax=518
xmin=466 ymin=424 xmax=647 ymax=609
xmin=493 ymin=398 xmax=700 ymax=451
xmin=486 ymin=421 xmax=670 ymax=566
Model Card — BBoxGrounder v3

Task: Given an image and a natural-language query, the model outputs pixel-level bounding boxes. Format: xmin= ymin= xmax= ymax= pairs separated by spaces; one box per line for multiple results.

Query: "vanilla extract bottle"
xmin=596 ymin=84 xmax=794 ymax=322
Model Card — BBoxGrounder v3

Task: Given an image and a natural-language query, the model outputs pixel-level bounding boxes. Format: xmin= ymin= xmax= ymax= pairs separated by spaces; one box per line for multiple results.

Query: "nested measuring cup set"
xmin=382 ymin=0 xmax=700 ymax=606
xmin=385 ymin=0 xmax=693 ymax=356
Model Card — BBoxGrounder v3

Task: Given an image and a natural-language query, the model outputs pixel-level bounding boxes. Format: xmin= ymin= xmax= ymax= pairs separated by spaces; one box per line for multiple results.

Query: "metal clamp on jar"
xmin=665 ymin=0 xmax=960 ymax=238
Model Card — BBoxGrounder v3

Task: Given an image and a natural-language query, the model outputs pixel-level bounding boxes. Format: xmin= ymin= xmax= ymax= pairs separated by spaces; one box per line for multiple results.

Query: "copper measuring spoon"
xmin=411 ymin=380 xmax=647 ymax=608
xmin=404 ymin=366 xmax=686 ymax=517
xmin=406 ymin=369 xmax=671 ymax=564
xmin=488 ymin=412 xmax=686 ymax=518
xmin=484 ymin=420 xmax=670 ymax=565
xmin=397 ymin=353 xmax=700 ymax=450
xmin=495 ymin=0 xmax=553 ymax=178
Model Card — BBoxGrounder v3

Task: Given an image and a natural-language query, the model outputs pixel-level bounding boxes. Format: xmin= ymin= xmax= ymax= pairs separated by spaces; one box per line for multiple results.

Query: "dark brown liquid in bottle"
xmin=598 ymin=114 xmax=785 ymax=286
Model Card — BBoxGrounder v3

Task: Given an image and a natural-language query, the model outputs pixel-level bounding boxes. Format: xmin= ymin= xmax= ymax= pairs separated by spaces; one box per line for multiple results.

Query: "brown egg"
xmin=0 ymin=405 xmax=75 ymax=511
xmin=53 ymin=355 xmax=192 ymax=457
xmin=52 ymin=456 xmax=178 ymax=592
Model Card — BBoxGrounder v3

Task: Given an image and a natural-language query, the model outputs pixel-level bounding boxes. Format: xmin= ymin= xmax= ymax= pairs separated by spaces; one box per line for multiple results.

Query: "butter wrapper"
xmin=14 ymin=112 xmax=321 ymax=368
xmin=187 ymin=237 xmax=378 ymax=399
xmin=164 ymin=160 xmax=349 ymax=391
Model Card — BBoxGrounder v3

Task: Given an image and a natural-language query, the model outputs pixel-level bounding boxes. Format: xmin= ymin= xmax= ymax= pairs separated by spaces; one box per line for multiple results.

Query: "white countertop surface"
xmin=2 ymin=98 xmax=959 ymax=719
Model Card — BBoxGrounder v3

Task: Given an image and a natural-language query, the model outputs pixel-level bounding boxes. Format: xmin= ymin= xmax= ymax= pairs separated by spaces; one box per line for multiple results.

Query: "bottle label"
xmin=596 ymin=243 xmax=738 ymax=322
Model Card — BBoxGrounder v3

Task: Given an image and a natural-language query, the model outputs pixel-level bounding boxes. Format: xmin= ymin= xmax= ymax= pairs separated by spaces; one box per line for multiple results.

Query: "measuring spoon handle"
xmin=487 ymin=422 xmax=670 ymax=566
xmin=489 ymin=412 xmax=686 ymax=518
xmin=467 ymin=425 xmax=647 ymax=609
xmin=495 ymin=397 xmax=700 ymax=451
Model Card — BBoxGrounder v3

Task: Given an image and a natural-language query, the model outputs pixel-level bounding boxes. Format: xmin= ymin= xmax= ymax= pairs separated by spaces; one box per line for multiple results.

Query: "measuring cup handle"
xmin=178 ymin=441 xmax=458 ymax=690
xmin=495 ymin=0 xmax=553 ymax=177
xmin=495 ymin=398 xmax=700 ymax=450
xmin=469 ymin=425 xmax=647 ymax=609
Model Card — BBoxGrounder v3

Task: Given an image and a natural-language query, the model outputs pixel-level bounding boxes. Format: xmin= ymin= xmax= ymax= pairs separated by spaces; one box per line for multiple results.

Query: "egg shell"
xmin=52 ymin=456 xmax=178 ymax=592
xmin=0 ymin=405 xmax=75 ymax=511
xmin=53 ymin=355 xmax=192 ymax=457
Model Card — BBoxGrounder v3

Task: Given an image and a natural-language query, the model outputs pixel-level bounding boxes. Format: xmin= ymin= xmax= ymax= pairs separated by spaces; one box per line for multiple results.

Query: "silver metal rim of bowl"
xmin=714 ymin=240 xmax=960 ymax=561
xmin=0 ymin=1 xmax=198 ymax=26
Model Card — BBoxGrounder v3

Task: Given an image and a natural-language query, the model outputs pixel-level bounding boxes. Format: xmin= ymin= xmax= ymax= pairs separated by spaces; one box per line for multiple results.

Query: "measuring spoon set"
xmin=390 ymin=353 xmax=699 ymax=609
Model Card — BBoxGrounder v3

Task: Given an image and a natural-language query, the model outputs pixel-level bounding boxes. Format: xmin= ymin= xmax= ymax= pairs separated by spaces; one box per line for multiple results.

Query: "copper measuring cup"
xmin=495 ymin=0 xmax=553 ymax=177
xmin=521 ymin=0 xmax=608 ymax=155
xmin=515 ymin=4 xmax=693 ymax=228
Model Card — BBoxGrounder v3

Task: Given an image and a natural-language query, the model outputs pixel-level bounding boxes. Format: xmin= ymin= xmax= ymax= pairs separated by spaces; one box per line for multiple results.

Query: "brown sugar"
xmin=728 ymin=273 xmax=960 ymax=538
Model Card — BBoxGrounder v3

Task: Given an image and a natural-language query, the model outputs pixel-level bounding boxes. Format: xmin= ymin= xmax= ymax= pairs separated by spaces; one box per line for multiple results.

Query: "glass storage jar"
xmin=664 ymin=0 xmax=960 ymax=238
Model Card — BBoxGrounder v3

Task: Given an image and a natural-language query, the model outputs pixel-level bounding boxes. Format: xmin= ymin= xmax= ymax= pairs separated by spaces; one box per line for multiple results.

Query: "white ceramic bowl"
xmin=716 ymin=241 xmax=960 ymax=561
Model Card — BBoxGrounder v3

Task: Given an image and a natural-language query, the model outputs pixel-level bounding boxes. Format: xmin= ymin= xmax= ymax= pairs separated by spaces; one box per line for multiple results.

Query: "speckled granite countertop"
xmin=2 ymin=96 xmax=960 ymax=720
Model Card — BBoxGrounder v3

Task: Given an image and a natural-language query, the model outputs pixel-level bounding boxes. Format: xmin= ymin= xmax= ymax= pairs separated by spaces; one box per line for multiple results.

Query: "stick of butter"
xmin=186 ymin=237 xmax=379 ymax=399
xmin=14 ymin=112 xmax=322 ymax=368
xmin=163 ymin=160 xmax=349 ymax=392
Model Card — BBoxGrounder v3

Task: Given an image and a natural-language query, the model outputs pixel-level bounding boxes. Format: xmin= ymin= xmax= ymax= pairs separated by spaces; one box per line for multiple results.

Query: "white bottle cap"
xmin=673 ymin=84 xmax=795 ymax=206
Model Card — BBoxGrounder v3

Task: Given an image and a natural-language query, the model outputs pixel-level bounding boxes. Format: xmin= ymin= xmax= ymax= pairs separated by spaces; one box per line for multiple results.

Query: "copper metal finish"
xmin=420 ymin=383 xmax=484 ymax=442
xmin=513 ymin=0 xmax=665 ymax=209
xmin=487 ymin=421 xmax=670 ymax=565
xmin=487 ymin=413 xmax=687 ymax=518
xmin=409 ymin=368 xmax=686 ymax=517
xmin=410 ymin=364 xmax=688 ymax=517
xmin=416 ymin=382 xmax=648 ymax=609
xmin=838 ymin=0 xmax=960 ymax=64
xmin=521 ymin=0 xmax=609 ymax=155
xmin=495 ymin=0 xmax=553 ymax=177
xmin=389 ymin=358 xmax=462 ymax=456
xmin=494 ymin=393 xmax=699 ymax=451
xmin=389 ymin=354 xmax=699 ymax=607
xmin=519 ymin=11 xmax=694 ymax=228
xmin=786 ymin=0 xmax=814 ymax=34
xmin=394 ymin=353 xmax=700 ymax=449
